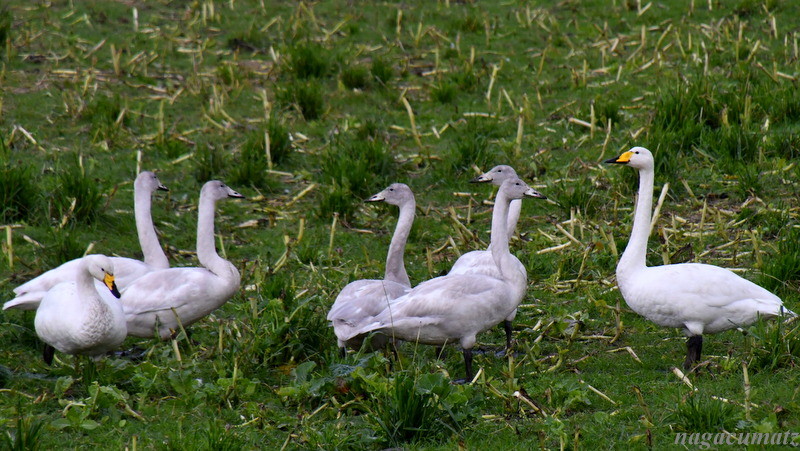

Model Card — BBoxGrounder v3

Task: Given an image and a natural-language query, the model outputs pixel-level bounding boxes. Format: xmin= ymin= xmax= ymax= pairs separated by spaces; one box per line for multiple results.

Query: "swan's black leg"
xmin=463 ymin=348 xmax=473 ymax=381
xmin=339 ymin=346 xmax=346 ymax=359
xmin=43 ymin=344 xmax=55 ymax=365
xmin=684 ymin=335 xmax=703 ymax=370
xmin=503 ymin=320 xmax=513 ymax=352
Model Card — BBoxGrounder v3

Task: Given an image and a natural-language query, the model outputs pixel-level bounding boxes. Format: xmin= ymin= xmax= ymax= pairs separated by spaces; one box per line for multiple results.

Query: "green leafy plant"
xmin=251 ymin=274 xmax=329 ymax=366
xmin=194 ymin=144 xmax=227 ymax=183
xmin=442 ymin=117 xmax=503 ymax=176
xmin=341 ymin=64 xmax=370 ymax=90
xmin=431 ymin=81 xmax=457 ymax=104
xmin=285 ymin=43 xmax=331 ymax=79
xmin=368 ymin=371 xmax=482 ymax=446
xmin=0 ymin=162 xmax=40 ymax=223
xmin=370 ymin=56 xmax=393 ymax=86
xmin=760 ymin=226 xmax=800 ymax=293
xmin=230 ymin=119 xmax=290 ymax=190
xmin=670 ymin=392 xmax=738 ymax=432
xmin=1 ymin=411 xmax=44 ymax=451
xmin=316 ymin=135 xmax=395 ymax=219
xmin=217 ymin=62 xmax=243 ymax=86
xmin=279 ymin=80 xmax=324 ymax=121
xmin=0 ymin=6 xmax=11 ymax=46
xmin=83 ymin=93 xmax=127 ymax=144
xmin=51 ymin=159 xmax=104 ymax=225
xmin=197 ymin=420 xmax=245 ymax=451
xmin=748 ymin=315 xmax=800 ymax=371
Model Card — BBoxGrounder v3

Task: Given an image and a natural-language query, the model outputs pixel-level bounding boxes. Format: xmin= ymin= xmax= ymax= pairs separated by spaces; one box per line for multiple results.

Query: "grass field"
xmin=2 ymin=0 xmax=800 ymax=449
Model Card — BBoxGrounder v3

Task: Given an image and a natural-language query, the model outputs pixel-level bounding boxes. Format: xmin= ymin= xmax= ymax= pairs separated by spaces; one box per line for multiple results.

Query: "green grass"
xmin=2 ymin=0 xmax=800 ymax=449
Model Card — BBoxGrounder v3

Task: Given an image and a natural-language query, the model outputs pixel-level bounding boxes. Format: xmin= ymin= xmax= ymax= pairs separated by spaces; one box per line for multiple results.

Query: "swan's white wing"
xmin=328 ymin=279 xmax=411 ymax=346
xmin=120 ymin=267 xmax=220 ymax=316
xmin=13 ymin=258 xmax=83 ymax=295
xmin=120 ymin=266 xmax=238 ymax=338
xmin=112 ymin=258 xmax=162 ymax=287
xmin=349 ymin=274 xmax=513 ymax=345
xmin=327 ymin=279 xmax=410 ymax=323
xmin=7 ymin=257 xmax=159 ymax=310
xmin=448 ymin=250 xmax=527 ymax=323
xmin=626 ymin=263 xmax=787 ymax=334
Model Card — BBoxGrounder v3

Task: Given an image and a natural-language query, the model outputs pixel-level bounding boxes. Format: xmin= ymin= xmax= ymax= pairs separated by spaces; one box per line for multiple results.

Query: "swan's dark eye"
xmin=497 ymin=169 xmax=502 ymax=172
xmin=635 ymin=151 xmax=640 ymax=154
xmin=389 ymin=188 xmax=394 ymax=191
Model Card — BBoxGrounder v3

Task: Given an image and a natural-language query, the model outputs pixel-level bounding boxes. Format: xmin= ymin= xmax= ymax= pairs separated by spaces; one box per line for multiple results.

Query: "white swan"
xmin=343 ymin=178 xmax=545 ymax=381
xmin=120 ymin=181 xmax=243 ymax=339
xmin=5 ymin=171 xmax=169 ymax=311
xmin=34 ymin=254 xmax=126 ymax=364
xmin=449 ymin=165 xmax=533 ymax=350
xmin=327 ymin=183 xmax=415 ymax=351
xmin=606 ymin=146 xmax=794 ymax=369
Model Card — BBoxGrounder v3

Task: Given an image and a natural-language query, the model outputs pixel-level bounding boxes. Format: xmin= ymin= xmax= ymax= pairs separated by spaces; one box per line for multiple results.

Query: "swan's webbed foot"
xmin=683 ymin=335 xmax=703 ymax=371
xmin=109 ymin=346 xmax=148 ymax=362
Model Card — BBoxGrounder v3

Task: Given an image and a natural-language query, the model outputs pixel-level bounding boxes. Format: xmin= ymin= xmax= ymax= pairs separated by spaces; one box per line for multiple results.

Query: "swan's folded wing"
xmin=111 ymin=258 xmax=161 ymax=287
xmin=343 ymin=274 xmax=509 ymax=342
xmin=13 ymin=259 xmax=83 ymax=296
xmin=119 ymin=267 xmax=214 ymax=316
xmin=327 ymin=279 xmax=409 ymax=322
xmin=643 ymin=264 xmax=782 ymax=309
xmin=392 ymin=275 xmax=505 ymax=316
xmin=10 ymin=257 xmax=157 ymax=310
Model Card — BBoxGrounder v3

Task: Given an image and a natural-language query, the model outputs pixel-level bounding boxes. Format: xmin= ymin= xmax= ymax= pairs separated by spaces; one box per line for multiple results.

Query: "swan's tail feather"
xmin=338 ymin=319 xmax=382 ymax=343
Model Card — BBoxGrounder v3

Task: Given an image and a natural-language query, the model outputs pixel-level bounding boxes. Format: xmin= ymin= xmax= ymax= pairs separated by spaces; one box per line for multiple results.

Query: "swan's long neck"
xmin=196 ymin=195 xmax=237 ymax=281
xmin=485 ymin=196 xmax=519 ymax=252
xmin=489 ymin=191 xmax=513 ymax=277
xmin=135 ymin=187 xmax=169 ymax=268
xmin=76 ymin=265 xmax=107 ymax=317
xmin=384 ymin=200 xmax=415 ymax=286
xmin=76 ymin=265 xmax=96 ymax=300
xmin=506 ymin=199 xmax=521 ymax=238
xmin=618 ymin=166 xmax=654 ymax=279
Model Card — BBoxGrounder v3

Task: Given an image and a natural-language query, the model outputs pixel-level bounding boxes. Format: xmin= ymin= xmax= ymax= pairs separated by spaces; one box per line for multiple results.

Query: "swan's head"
xmin=135 ymin=171 xmax=169 ymax=193
xmin=84 ymin=255 xmax=121 ymax=298
xmin=202 ymin=180 xmax=245 ymax=202
xmin=471 ymin=165 xmax=518 ymax=186
xmin=604 ymin=147 xmax=653 ymax=170
xmin=366 ymin=183 xmax=415 ymax=207
xmin=499 ymin=178 xmax=547 ymax=200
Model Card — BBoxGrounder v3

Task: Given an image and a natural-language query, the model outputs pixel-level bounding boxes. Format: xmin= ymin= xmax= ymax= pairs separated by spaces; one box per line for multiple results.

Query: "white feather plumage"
xmin=607 ymin=146 xmax=793 ymax=368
